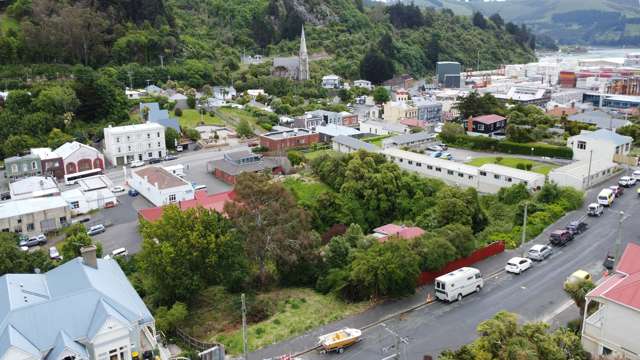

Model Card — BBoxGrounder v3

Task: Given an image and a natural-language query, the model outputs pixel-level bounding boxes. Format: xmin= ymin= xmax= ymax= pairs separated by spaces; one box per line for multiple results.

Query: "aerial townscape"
xmin=2 ymin=0 xmax=640 ymax=359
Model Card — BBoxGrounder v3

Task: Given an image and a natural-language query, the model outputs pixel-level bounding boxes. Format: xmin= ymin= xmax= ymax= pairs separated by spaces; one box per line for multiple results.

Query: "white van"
xmin=434 ymin=267 xmax=484 ymax=303
xmin=597 ymin=188 xmax=614 ymax=207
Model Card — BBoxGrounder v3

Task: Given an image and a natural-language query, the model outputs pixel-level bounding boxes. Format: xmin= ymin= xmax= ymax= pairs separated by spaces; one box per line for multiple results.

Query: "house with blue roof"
xmin=567 ymin=129 xmax=633 ymax=163
xmin=139 ymin=102 xmax=181 ymax=133
xmin=0 ymin=246 xmax=160 ymax=360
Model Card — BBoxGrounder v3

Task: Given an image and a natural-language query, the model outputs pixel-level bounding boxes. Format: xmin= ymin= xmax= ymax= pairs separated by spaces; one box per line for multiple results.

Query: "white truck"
xmin=434 ymin=267 xmax=483 ymax=303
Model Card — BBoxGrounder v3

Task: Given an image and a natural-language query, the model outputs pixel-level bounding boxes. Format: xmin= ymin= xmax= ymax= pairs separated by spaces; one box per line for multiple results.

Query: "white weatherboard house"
xmin=0 ymin=246 xmax=161 ymax=360
xmin=129 ymin=166 xmax=194 ymax=207
xmin=381 ymin=148 xmax=545 ymax=194
xmin=103 ymin=123 xmax=166 ymax=166
xmin=568 ymin=129 xmax=633 ymax=163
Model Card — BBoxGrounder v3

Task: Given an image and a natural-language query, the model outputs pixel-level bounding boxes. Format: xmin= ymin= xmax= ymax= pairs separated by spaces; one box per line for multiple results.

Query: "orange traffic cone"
xmin=426 ymin=293 xmax=433 ymax=303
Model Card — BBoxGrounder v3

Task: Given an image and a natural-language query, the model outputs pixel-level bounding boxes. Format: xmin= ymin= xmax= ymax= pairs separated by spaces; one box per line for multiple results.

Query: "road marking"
xmin=540 ymin=300 xmax=574 ymax=323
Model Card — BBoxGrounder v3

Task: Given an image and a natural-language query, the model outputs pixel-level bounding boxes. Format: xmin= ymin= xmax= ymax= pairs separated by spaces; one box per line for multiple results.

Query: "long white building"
xmin=103 ymin=123 xmax=166 ymax=166
xmin=381 ymin=148 xmax=545 ymax=193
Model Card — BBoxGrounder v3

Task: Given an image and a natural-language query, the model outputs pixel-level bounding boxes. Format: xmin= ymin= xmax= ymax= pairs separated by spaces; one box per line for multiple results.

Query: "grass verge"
xmin=466 ymin=156 xmax=557 ymax=175
xmin=363 ymin=134 xmax=392 ymax=147
xmin=181 ymin=287 xmax=368 ymax=355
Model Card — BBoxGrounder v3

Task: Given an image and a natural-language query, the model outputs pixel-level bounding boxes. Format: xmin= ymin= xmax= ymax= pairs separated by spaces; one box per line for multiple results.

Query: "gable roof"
xmin=332 ymin=135 xmax=379 ymax=152
xmin=45 ymin=330 xmax=88 ymax=360
xmin=138 ymin=190 xmax=236 ymax=222
xmin=472 ymin=114 xmax=506 ymax=124
xmin=587 ymin=243 xmax=640 ymax=311
xmin=134 ymin=166 xmax=190 ymax=189
xmin=573 ymin=129 xmax=633 ymax=146
xmin=54 ymin=141 xmax=99 ymax=160
xmin=0 ymin=325 xmax=40 ymax=359
xmin=139 ymin=102 xmax=160 ymax=114
xmin=0 ymin=258 xmax=153 ymax=356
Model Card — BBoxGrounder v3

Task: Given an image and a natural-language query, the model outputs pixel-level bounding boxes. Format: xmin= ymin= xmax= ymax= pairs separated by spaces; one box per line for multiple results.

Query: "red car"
xmin=609 ymin=185 xmax=624 ymax=197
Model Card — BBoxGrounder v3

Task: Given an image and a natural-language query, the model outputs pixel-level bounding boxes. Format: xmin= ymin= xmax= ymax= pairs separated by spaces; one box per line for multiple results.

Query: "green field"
xmin=282 ymin=177 xmax=331 ymax=206
xmin=172 ymin=109 xmax=224 ymax=128
xmin=182 ymin=287 xmax=367 ymax=355
xmin=303 ymin=149 xmax=335 ymax=161
xmin=363 ymin=134 xmax=392 ymax=147
xmin=466 ymin=156 xmax=557 ymax=175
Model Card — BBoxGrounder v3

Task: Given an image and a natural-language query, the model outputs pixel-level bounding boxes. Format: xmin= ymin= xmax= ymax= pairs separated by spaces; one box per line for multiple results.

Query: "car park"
xmin=587 ymin=203 xmax=604 ymax=216
xmin=609 ymin=185 xmax=624 ymax=197
xmin=130 ymin=160 xmax=145 ymax=168
xmin=87 ymin=224 xmax=106 ymax=236
xmin=49 ymin=246 xmax=62 ymax=260
xmin=111 ymin=186 xmax=125 ymax=193
xmin=148 ymin=158 xmax=162 ymax=164
xmin=505 ymin=257 xmax=532 ymax=274
xmin=566 ymin=220 xmax=588 ymax=235
xmin=565 ymin=270 xmax=592 ymax=285
xmin=550 ymin=229 xmax=573 ymax=246
xmin=128 ymin=189 xmax=139 ymax=197
xmin=618 ymin=176 xmax=636 ymax=187
xmin=19 ymin=234 xmax=47 ymax=248
xmin=527 ymin=244 xmax=553 ymax=261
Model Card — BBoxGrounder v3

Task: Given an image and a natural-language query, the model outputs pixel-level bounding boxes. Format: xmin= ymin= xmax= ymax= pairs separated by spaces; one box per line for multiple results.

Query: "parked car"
xmin=130 ymin=160 xmax=145 ymax=168
xmin=565 ymin=270 xmax=592 ymax=285
xmin=111 ymin=247 xmax=129 ymax=257
xmin=148 ymin=158 xmax=162 ymax=164
xmin=527 ymin=244 xmax=553 ymax=261
xmin=505 ymin=257 xmax=533 ymax=274
xmin=437 ymin=143 xmax=448 ymax=150
xmin=427 ymin=145 xmax=444 ymax=152
xmin=633 ymin=170 xmax=640 ymax=181
xmin=609 ymin=185 xmax=624 ymax=197
xmin=247 ymin=142 xmax=259 ymax=147
xmin=176 ymin=145 xmax=184 ymax=152
xmin=49 ymin=246 xmax=62 ymax=260
xmin=111 ymin=186 xmax=125 ymax=193
xmin=587 ymin=203 xmax=604 ymax=217
xmin=618 ymin=176 xmax=636 ymax=187
xmin=19 ymin=234 xmax=47 ymax=248
xmin=0 ymin=192 xmax=10 ymax=201
xmin=603 ymin=253 xmax=615 ymax=271
xmin=550 ymin=229 xmax=573 ymax=246
xmin=431 ymin=151 xmax=452 ymax=160
xmin=164 ymin=154 xmax=178 ymax=161
xmin=566 ymin=220 xmax=588 ymax=235
xmin=128 ymin=189 xmax=139 ymax=197
xmin=87 ymin=224 xmax=106 ymax=236
xmin=193 ymin=184 xmax=207 ymax=191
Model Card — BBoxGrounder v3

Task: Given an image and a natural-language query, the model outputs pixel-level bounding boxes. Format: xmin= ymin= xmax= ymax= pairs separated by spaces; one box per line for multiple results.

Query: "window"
xmin=27 ymin=223 xmax=34 ymax=231
xmin=148 ymin=143 xmax=152 ymax=149
xmin=70 ymin=201 xmax=80 ymax=209
xmin=60 ymin=217 xmax=67 ymax=225
xmin=22 ymin=163 xmax=28 ymax=171
xmin=601 ymin=346 xmax=612 ymax=356
xmin=11 ymin=164 xmax=18 ymax=173
xmin=157 ymin=132 xmax=161 ymax=137
xmin=416 ymin=162 xmax=422 ymax=167
xmin=117 ymin=147 xmax=121 ymax=153
xmin=147 ymin=133 xmax=151 ymax=139
xmin=148 ymin=152 xmax=153 ymax=158
xmin=116 ymin=137 xmax=120 ymax=143
xmin=494 ymin=174 xmax=500 ymax=180
xmin=468 ymin=175 xmax=474 ymax=179
xmin=169 ymin=194 xmax=177 ymax=203
xmin=427 ymin=165 xmax=433 ymax=170
xmin=477 ymin=123 xmax=484 ymax=131
xmin=408 ymin=160 xmax=413 ymax=165
xmin=480 ymin=171 xmax=487 ymax=176
xmin=128 ymin=145 xmax=132 ymax=152
xmin=435 ymin=167 xmax=441 ymax=172
xmin=458 ymin=172 xmax=463 ymax=178
xmin=31 ymin=161 xmax=37 ymax=170
xmin=577 ymin=141 xmax=586 ymax=150
xmin=447 ymin=170 xmax=453 ymax=175
xmin=399 ymin=158 xmax=403 ymax=163
xmin=127 ymin=136 xmax=130 ymax=141
xmin=507 ymin=177 xmax=512 ymax=182
xmin=17 ymin=219 xmax=21 ymax=224
xmin=157 ymin=142 xmax=161 ymax=147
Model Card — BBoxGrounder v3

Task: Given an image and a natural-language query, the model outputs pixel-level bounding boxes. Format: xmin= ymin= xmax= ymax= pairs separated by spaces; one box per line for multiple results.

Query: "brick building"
xmin=259 ymin=128 xmax=319 ymax=152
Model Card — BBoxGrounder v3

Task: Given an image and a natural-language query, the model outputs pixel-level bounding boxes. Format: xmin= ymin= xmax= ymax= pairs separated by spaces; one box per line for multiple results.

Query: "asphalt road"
xmin=252 ymin=173 xmax=640 ymax=360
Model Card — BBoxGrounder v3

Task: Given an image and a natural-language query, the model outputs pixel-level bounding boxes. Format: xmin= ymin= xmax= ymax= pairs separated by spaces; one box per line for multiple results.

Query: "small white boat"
xmin=317 ymin=328 xmax=362 ymax=353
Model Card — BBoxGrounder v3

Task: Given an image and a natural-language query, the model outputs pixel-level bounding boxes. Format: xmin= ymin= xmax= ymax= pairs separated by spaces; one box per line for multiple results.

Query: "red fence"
xmin=417 ymin=241 xmax=505 ymax=286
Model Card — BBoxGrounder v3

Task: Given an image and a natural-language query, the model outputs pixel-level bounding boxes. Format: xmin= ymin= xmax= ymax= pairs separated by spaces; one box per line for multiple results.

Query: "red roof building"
xmin=467 ymin=114 xmax=507 ymax=135
xmin=138 ymin=190 xmax=235 ymax=222
xmin=582 ymin=243 xmax=640 ymax=358
xmin=371 ymin=223 xmax=425 ymax=242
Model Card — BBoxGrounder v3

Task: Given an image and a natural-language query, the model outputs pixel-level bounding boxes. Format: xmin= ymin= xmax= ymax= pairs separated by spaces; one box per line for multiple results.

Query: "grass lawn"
xmin=172 ymin=109 xmax=224 ymax=128
xmin=181 ymin=287 xmax=368 ymax=355
xmin=217 ymin=108 xmax=258 ymax=123
xmin=282 ymin=178 xmax=331 ymax=206
xmin=466 ymin=156 xmax=557 ymax=175
xmin=303 ymin=149 xmax=335 ymax=161
xmin=363 ymin=134 xmax=392 ymax=147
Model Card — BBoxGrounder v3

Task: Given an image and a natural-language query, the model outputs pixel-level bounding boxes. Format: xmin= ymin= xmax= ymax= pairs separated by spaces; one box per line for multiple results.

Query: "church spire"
xmin=298 ymin=25 xmax=310 ymax=81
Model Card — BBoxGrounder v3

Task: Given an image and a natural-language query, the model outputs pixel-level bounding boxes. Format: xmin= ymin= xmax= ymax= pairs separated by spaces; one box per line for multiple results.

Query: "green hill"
xmin=410 ymin=0 xmax=640 ymax=46
xmin=0 ymin=0 xmax=535 ymax=83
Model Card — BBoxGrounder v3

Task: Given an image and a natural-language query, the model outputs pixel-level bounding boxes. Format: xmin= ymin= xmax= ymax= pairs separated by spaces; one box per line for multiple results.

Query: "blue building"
xmin=583 ymin=93 xmax=640 ymax=109
xmin=414 ymin=98 xmax=443 ymax=122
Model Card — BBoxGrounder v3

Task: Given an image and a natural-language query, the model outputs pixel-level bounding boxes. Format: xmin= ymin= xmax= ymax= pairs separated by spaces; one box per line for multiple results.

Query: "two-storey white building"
xmin=582 ymin=243 xmax=640 ymax=359
xmin=103 ymin=123 xmax=166 ymax=166
xmin=129 ymin=166 xmax=194 ymax=207
xmin=567 ymin=129 xmax=633 ymax=163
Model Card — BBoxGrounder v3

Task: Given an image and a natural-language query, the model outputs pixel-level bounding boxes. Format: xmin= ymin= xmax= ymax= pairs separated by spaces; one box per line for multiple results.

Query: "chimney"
xmin=467 ymin=116 xmax=474 ymax=132
xmin=80 ymin=245 xmax=98 ymax=269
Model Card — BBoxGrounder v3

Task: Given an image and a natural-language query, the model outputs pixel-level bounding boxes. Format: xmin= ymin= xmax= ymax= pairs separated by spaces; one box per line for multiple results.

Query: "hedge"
xmin=445 ymin=135 xmax=573 ymax=159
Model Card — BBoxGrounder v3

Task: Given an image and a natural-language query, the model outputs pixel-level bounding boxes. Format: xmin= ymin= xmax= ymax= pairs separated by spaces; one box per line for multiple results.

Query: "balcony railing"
xmin=583 ymin=307 xmax=605 ymax=338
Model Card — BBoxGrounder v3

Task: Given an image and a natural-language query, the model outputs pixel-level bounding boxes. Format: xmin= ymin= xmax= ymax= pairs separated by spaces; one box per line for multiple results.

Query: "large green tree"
xmin=0 ymin=233 xmax=53 ymax=276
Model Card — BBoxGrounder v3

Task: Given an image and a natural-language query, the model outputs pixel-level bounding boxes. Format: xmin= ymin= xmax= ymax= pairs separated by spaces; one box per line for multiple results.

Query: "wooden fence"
xmin=175 ymin=328 xmax=221 ymax=352
xmin=417 ymin=241 xmax=505 ymax=286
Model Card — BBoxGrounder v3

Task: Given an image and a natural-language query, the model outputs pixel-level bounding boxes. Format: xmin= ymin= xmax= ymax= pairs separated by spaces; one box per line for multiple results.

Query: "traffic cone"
xmin=426 ymin=293 xmax=433 ymax=303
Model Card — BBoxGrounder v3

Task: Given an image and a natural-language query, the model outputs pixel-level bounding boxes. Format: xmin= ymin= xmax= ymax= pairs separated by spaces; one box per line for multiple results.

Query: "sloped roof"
xmin=0 ymin=258 xmax=153 ymax=356
xmin=332 ymin=136 xmax=379 ymax=152
xmin=572 ymin=129 xmax=633 ymax=146
xmin=53 ymin=141 xmax=100 ymax=160
xmin=44 ymin=330 xmax=88 ymax=360
xmin=0 ymin=325 xmax=40 ymax=358
xmin=134 ymin=166 xmax=190 ymax=189
xmin=139 ymin=102 xmax=160 ymax=114
xmin=138 ymin=190 xmax=236 ymax=222
xmin=386 ymin=131 xmax=436 ymax=145
xmin=472 ymin=114 xmax=506 ymax=125
xmin=588 ymin=243 xmax=640 ymax=311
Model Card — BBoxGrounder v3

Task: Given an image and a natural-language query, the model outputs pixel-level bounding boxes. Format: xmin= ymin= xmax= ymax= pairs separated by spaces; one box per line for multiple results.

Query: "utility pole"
xmin=146 ymin=79 xmax=151 ymax=88
xmin=477 ymin=50 xmax=480 ymax=73
xmin=380 ymin=323 xmax=407 ymax=360
xmin=614 ymin=211 xmax=625 ymax=269
xmin=241 ymin=293 xmax=248 ymax=360
xmin=159 ymin=55 xmax=164 ymax=69
xmin=127 ymin=71 xmax=133 ymax=90
xmin=521 ymin=202 xmax=528 ymax=256
xmin=586 ymin=149 xmax=593 ymax=189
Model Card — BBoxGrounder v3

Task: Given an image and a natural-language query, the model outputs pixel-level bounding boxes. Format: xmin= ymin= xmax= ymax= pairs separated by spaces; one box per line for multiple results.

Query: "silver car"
xmin=527 ymin=244 xmax=553 ymax=261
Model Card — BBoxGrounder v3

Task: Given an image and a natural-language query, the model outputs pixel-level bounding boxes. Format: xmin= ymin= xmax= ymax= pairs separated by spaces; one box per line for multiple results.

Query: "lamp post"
xmin=521 ymin=202 xmax=528 ymax=257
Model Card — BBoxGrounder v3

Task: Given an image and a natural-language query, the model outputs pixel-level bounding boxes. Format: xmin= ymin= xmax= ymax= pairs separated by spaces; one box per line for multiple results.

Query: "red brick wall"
xmin=417 ymin=241 xmax=505 ymax=286
xmin=214 ymin=168 xmax=237 ymax=184
xmin=259 ymin=133 xmax=320 ymax=151
xmin=342 ymin=115 xmax=358 ymax=127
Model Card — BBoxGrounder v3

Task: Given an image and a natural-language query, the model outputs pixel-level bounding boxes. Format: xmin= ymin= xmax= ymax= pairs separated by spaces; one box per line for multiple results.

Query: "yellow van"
xmin=597 ymin=188 xmax=614 ymax=207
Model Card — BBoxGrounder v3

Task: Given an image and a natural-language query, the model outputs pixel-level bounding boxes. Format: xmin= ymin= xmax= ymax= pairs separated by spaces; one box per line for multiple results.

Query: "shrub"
xmin=174 ymin=108 xmax=183 ymax=117
xmin=525 ymin=163 xmax=533 ymax=170
xmin=495 ymin=156 xmax=503 ymax=163
xmin=516 ymin=163 xmax=525 ymax=170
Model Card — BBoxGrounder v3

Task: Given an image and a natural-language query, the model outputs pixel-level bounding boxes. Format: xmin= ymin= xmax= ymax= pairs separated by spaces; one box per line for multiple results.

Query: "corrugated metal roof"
xmin=479 ymin=163 xmax=545 ymax=182
xmin=0 ymin=196 xmax=68 ymax=219
xmin=572 ymin=129 xmax=633 ymax=147
xmin=332 ymin=136 xmax=379 ymax=152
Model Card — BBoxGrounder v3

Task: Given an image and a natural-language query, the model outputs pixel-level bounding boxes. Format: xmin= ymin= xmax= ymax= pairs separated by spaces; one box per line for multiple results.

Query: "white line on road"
xmin=539 ymin=299 xmax=574 ymax=323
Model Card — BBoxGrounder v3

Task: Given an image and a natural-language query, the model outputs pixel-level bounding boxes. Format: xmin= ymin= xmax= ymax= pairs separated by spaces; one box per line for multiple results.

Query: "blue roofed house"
xmin=140 ymin=102 xmax=181 ymax=134
xmin=0 ymin=246 xmax=162 ymax=360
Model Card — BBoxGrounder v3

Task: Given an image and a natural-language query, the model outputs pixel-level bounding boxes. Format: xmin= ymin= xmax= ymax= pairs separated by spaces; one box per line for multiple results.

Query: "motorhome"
xmin=434 ymin=267 xmax=483 ymax=303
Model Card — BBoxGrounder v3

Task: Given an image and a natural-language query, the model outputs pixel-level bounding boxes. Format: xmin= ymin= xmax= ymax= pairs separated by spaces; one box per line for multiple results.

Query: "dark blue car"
xmin=128 ymin=189 xmax=139 ymax=197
